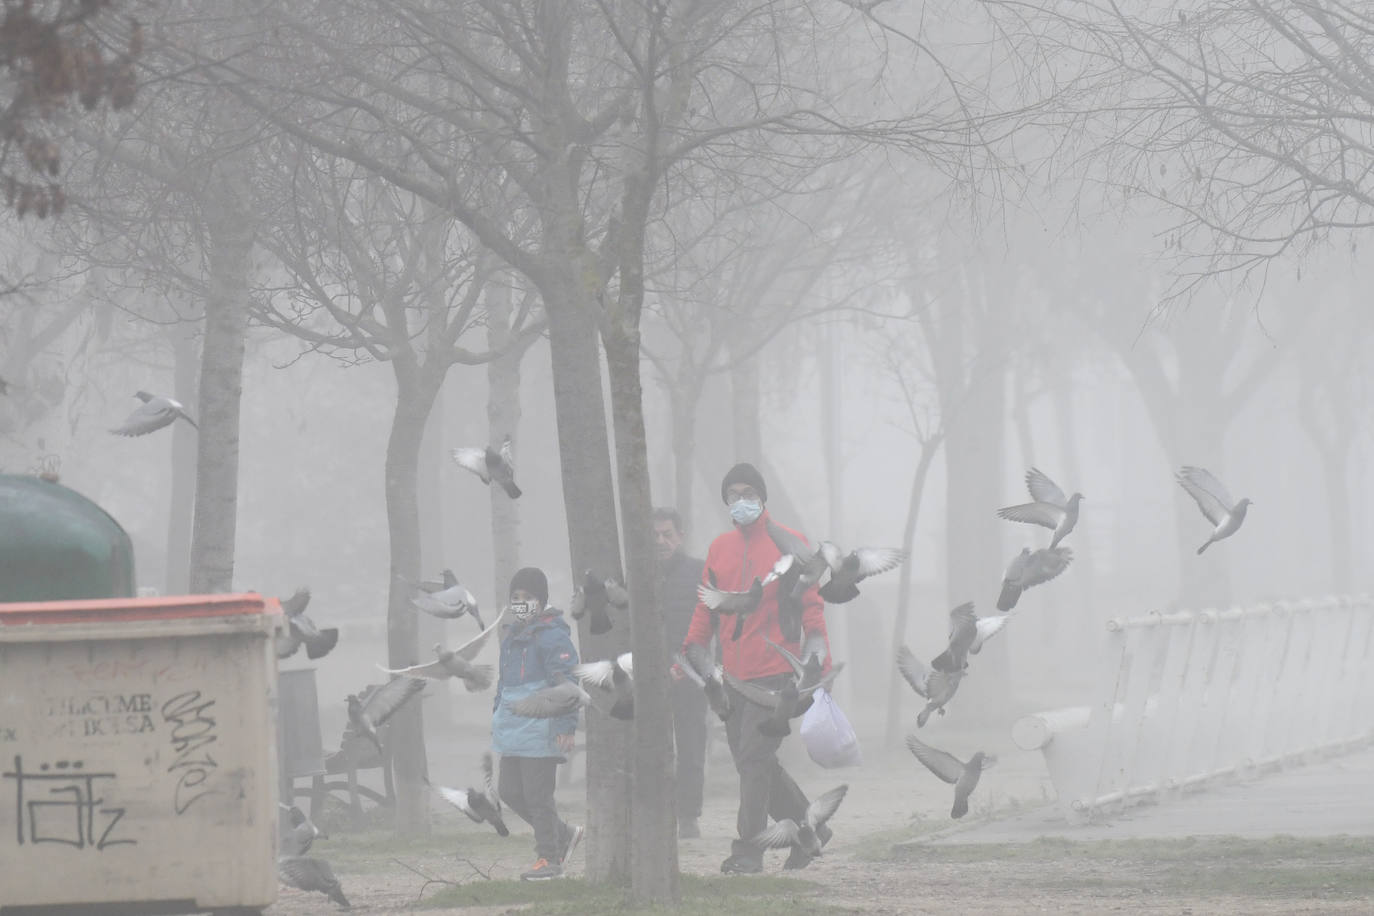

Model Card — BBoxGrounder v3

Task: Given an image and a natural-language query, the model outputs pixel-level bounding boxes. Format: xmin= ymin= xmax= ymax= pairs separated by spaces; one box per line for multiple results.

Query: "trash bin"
xmin=0 ymin=593 xmax=281 ymax=913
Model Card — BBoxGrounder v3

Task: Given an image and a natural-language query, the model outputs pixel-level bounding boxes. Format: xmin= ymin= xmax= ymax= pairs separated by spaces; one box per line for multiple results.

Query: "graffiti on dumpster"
xmin=2 ymin=756 xmax=136 ymax=850
xmin=45 ymin=693 xmax=158 ymax=740
xmin=161 ymin=690 xmax=219 ymax=815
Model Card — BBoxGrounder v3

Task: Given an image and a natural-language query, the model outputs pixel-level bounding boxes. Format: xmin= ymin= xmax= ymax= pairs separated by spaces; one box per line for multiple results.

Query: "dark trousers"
xmin=723 ymin=673 xmax=810 ymax=859
xmin=672 ymin=679 xmax=709 ymax=819
xmin=498 ymin=755 xmax=570 ymax=862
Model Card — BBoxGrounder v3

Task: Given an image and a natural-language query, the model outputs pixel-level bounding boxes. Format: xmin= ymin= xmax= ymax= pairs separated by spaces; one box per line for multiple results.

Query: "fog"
xmin=1 ymin=0 xmax=1372 ymax=908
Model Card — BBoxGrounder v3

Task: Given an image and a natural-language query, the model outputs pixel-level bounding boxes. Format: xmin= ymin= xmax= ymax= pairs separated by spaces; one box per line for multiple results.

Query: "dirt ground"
xmin=266 ymin=729 xmax=1374 ymax=915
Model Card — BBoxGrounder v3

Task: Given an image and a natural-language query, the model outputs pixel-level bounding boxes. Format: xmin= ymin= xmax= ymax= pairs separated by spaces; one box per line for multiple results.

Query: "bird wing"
xmin=753 ymin=819 xmax=802 ymax=850
xmin=616 ymin=652 xmax=634 ymax=678
xmin=799 ymin=663 xmax=844 ymax=697
xmin=1024 ymin=547 xmax=1074 ymax=586
xmin=499 ymin=436 xmax=516 ymax=469
xmin=280 ymin=587 xmax=311 ymax=617
xmin=722 ymin=671 xmax=782 ymax=709
xmin=970 ymin=615 xmax=1009 ymax=654
xmin=996 ymin=501 xmax=1063 ymax=529
xmin=603 ymin=579 xmax=630 ymax=608
xmin=817 ymin=540 xmax=846 ymax=573
xmin=277 ymin=855 xmax=340 ymax=892
xmin=436 ymin=784 xmax=477 ymax=817
xmin=112 ymin=402 xmax=177 ymax=436
xmin=906 ymin=735 xmax=966 ymax=784
xmin=764 ymin=637 xmax=807 ymax=679
xmin=673 ymin=652 xmax=707 ymax=687
xmin=852 ymin=547 xmax=905 ymax=577
xmin=1025 ymin=467 xmax=1068 ymax=507
xmin=801 ymin=630 xmax=827 ymax=666
xmin=761 ymin=553 xmax=795 ymax=586
xmin=573 ymin=659 xmax=616 ymax=688
xmin=454 ymin=608 xmax=506 ymax=661
xmin=1177 ymin=465 xmax=1234 ymax=522
xmin=697 ymin=580 xmax=759 ymax=613
xmin=375 ymin=659 xmax=448 ymax=679
xmin=766 ymin=519 xmax=812 ymax=560
xmin=895 ymin=645 xmax=931 ymax=699
xmin=806 ymin=783 xmax=849 ymax=828
xmin=481 ymin=751 xmax=500 ymax=807
xmin=451 ymin=447 xmax=489 ymax=479
xmin=1002 ymin=548 xmax=1032 ymax=582
xmin=363 ymin=676 xmax=426 ymax=726
xmin=510 ymin=682 xmax=588 ymax=717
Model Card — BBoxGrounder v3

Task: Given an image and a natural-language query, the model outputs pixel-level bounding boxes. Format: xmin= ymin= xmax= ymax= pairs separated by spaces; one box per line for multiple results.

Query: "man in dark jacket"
xmin=681 ymin=462 xmax=833 ymax=874
xmin=654 ymin=506 xmax=708 ymax=839
xmin=491 ymin=566 xmax=584 ymax=880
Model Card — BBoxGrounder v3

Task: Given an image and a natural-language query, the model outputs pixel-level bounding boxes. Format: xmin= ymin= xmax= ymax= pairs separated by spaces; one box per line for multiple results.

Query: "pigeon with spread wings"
xmin=409 ymin=569 xmax=485 ymax=628
xmin=346 ymin=676 xmax=426 ymax=757
xmin=379 ymin=609 xmax=505 ymax=692
xmin=432 ymin=751 xmax=509 ymax=836
xmin=275 ymin=587 xmax=339 ymax=661
xmin=906 ymin=735 xmax=995 ymax=819
xmin=751 ymin=784 xmax=849 ymax=858
xmin=451 ymin=434 xmax=522 ymax=498
xmin=996 ymin=467 xmax=1083 ymax=549
xmin=1176 ymin=465 xmax=1251 ymax=554
xmin=897 ymin=644 xmax=964 ymax=727
xmin=997 ymin=546 xmax=1073 ymax=612
xmin=815 ymin=542 xmax=906 ymax=604
xmin=110 ymin=390 xmax=199 ymax=437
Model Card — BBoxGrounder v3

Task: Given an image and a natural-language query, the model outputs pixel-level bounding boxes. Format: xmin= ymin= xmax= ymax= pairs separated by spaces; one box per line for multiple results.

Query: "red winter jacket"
xmin=682 ymin=509 xmax=830 ymax=681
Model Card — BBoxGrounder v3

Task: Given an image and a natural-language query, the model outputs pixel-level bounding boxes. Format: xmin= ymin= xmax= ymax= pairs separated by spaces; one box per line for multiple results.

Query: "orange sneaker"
xmin=521 ymin=858 xmax=562 ymax=881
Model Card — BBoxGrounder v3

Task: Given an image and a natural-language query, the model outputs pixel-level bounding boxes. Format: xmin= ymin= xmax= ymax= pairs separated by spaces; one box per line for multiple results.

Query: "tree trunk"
xmin=544 ymin=293 xmax=631 ymax=883
xmin=384 ymin=374 xmax=441 ymax=836
xmin=417 ymin=382 xmax=451 ymax=729
xmin=884 ymin=435 xmax=942 ymax=748
xmin=165 ymin=319 xmax=199 ymax=595
xmin=188 ymin=188 xmax=252 ymax=594
xmin=819 ymin=329 xmax=854 ymax=697
xmin=605 ymin=331 xmax=679 ymax=904
xmin=486 ymin=287 xmax=524 ymax=603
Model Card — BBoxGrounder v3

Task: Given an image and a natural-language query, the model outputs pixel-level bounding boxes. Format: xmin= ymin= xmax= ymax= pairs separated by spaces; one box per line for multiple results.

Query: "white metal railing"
xmin=1014 ymin=596 xmax=1374 ymax=823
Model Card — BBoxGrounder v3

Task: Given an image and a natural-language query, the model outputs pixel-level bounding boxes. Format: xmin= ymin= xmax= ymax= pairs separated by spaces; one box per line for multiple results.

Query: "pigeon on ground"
xmin=274 ymin=587 xmax=340 ymax=661
xmin=432 ymin=751 xmax=509 ymax=837
xmin=723 ymin=666 xmax=843 ymax=737
xmin=896 ymin=644 xmax=964 ymax=727
xmin=751 ymin=784 xmax=849 ymax=858
xmin=573 ymin=652 xmax=635 ymax=720
xmin=698 ymin=572 xmax=764 ymax=641
xmin=677 ymin=642 xmax=732 ymax=721
xmin=931 ymin=602 xmax=978 ymax=673
xmin=278 ymin=855 xmax=350 ymax=909
xmin=996 ymin=467 xmax=1083 ymax=549
xmin=346 ymin=676 xmax=426 ymax=757
xmin=509 ymin=678 xmax=598 ymax=719
xmin=279 ymin=803 xmax=326 ymax=856
xmin=409 ymin=569 xmax=485 ymax=628
xmin=1176 ymin=465 xmax=1251 ymax=554
xmin=451 ymin=434 xmax=521 ymax=498
xmin=905 ymin=735 xmax=995 ymax=819
xmin=110 ymin=390 xmax=198 ymax=437
xmin=569 ymin=570 xmax=626 ymax=636
xmin=378 ymin=609 xmax=505 ymax=691
xmin=815 ymin=542 xmax=906 ymax=604
xmin=996 ymin=546 xmax=1073 ymax=612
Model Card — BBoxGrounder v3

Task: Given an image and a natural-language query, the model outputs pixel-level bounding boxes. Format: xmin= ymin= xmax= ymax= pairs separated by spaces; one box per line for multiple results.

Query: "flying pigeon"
xmin=698 ymin=572 xmax=764 ymax=641
xmin=451 ymin=434 xmax=521 ymax=498
xmin=765 ymin=633 xmax=828 ymax=692
xmin=110 ymin=390 xmax=198 ymax=437
xmin=278 ymin=855 xmax=350 ymax=909
xmin=432 ymin=751 xmax=509 ymax=837
xmin=997 ymin=546 xmax=1073 ymax=612
xmin=569 ymin=570 xmax=626 ymax=636
xmin=723 ymin=665 xmax=843 ymax=737
xmin=996 ymin=467 xmax=1083 ymax=549
xmin=969 ymin=611 xmax=1009 ymax=656
xmin=905 ymin=735 xmax=996 ymax=819
xmin=573 ymin=652 xmax=635 ymax=720
xmin=677 ymin=641 xmax=732 ymax=721
xmin=279 ymin=803 xmax=326 ymax=857
xmin=409 ymin=569 xmax=484 ymax=628
xmin=378 ymin=609 xmax=505 ymax=691
xmin=509 ymin=678 xmax=598 ymax=719
xmin=346 ymin=676 xmax=426 ymax=757
xmin=1176 ymin=465 xmax=1251 ymax=554
xmin=931 ymin=602 xmax=978 ymax=673
xmin=815 ymin=542 xmax=906 ymax=604
xmin=896 ymin=644 xmax=964 ymax=727
xmin=751 ymin=784 xmax=849 ymax=858
xmin=765 ymin=520 xmax=830 ymax=598
xmin=274 ymin=587 xmax=340 ymax=661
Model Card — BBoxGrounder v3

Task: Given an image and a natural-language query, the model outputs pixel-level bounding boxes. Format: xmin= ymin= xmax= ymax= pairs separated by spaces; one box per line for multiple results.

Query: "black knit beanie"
xmin=509 ymin=566 xmax=549 ymax=607
xmin=720 ymin=462 xmax=767 ymax=504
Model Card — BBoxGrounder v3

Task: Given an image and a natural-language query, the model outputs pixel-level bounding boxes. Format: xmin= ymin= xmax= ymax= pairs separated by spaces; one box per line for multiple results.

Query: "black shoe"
xmin=720 ymin=853 xmax=762 ymax=874
xmin=782 ymin=846 xmax=813 ymax=870
xmin=678 ymin=816 xmax=700 ymax=839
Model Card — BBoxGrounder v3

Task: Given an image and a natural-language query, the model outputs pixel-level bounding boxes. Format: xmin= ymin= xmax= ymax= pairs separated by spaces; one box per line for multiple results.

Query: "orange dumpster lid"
xmin=0 ymin=592 xmax=279 ymax=626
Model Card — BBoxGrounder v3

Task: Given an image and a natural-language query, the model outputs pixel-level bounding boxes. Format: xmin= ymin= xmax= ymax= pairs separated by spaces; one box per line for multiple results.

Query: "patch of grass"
xmin=849 ymin=795 xmax=1050 ymax=861
xmin=882 ymin=835 xmax=1374 ymax=900
xmin=421 ymin=873 xmax=850 ymax=914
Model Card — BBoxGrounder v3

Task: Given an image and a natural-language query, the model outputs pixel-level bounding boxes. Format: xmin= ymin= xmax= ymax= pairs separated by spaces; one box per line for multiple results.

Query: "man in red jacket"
xmin=681 ymin=461 xmax=832 ymax=874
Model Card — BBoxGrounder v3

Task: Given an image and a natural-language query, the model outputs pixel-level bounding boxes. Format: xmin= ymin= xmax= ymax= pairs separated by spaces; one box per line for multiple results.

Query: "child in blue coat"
xmin=492 ymin=566 xmax=584 ymax=880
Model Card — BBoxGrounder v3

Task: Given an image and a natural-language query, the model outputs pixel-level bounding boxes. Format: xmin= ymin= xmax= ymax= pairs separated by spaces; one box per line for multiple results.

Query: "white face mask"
xmin=729 ymin=498 xmax=763 ymax=526
xmin=509 ymin=600 xmax=538 ymax=622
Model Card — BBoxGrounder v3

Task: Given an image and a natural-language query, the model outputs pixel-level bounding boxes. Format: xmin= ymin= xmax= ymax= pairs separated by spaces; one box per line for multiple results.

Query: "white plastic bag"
xmin=800 ymin=687 xmax=862 ymax=768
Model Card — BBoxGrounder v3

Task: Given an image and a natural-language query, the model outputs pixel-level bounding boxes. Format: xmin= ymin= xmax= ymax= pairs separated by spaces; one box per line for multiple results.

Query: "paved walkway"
xmin=916 ymin=745 xmax=1374 ymax=845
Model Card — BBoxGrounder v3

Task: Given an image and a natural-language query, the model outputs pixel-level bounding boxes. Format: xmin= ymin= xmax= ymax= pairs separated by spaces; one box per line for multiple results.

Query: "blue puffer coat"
xmin=492 ymin=610 xmax=580 ymax=759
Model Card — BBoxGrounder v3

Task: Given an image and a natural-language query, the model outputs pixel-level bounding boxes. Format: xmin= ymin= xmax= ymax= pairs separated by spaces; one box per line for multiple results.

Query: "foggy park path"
xmin=268 ymin=730 xmax=1374 ymax=914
